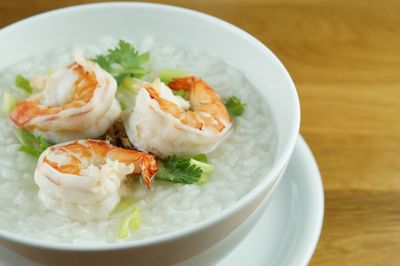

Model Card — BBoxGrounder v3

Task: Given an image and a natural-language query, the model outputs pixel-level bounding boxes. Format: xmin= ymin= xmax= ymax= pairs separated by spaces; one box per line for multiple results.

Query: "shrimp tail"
xmin=107 ymin=148 xmax=158 ymax=190
xmin=139 ymin=155 xmax=158 ymax=189
xmin=168 ymin=76 xmax=199 ymax=91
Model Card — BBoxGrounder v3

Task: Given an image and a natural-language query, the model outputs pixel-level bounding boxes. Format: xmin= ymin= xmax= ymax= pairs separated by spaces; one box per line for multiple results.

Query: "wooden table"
xmin=1 ymin=0 xmax=399 ymax=265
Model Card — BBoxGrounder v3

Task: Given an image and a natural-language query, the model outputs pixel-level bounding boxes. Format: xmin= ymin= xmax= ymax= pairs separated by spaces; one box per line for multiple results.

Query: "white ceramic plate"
xmin=218 ymin=135 xmax=324 ymax=266
xmin=0 ymin=136 xmax=323 ymax=265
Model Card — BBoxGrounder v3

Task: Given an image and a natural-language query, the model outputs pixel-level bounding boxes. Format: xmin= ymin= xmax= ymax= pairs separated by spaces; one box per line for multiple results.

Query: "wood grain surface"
xmin=1 ymin=0 xmax=399 ymax=265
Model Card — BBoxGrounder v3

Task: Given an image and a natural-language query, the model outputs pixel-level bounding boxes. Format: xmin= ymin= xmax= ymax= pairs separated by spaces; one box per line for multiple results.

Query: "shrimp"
xmin=124 ymin=77 xmax=232 ymax=157
xmin=34 ymin=139 xmax=157 ymax=221
xmin=10 ymin=54 xmax=121 ymax=143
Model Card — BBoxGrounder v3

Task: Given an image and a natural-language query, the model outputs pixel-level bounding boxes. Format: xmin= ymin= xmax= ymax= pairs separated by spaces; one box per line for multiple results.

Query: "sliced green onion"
xmin=189 ymin=153 xmax=208 ymax=163
xmin=190 ymin=159 xmax=214 ymax=174
xmin=118 ymin=76 xmax=141 ymax=94
xmin=15 ymin=75 xmax=33 ymax=94
xmin=117 ymin=98 xmax=127 ymax=111
xmin=173 ymin=89 xmax=188 ymax=99
xmin=129 ymin=206 xmax=141 ymax=230
xmin=117 ymin=205 xmax=141 ymax=240
xmin=2 ymin=93 xmax=18 ymax=113
xmin=198 ymin=174 xmax=208 ymax=184
xmin=159 ymin=69 xmax=190 ymax=84
xmin=190 ymin=159 xmax=214 ymax=184
xmin=112 ymin=198 xmax=134 ymax=215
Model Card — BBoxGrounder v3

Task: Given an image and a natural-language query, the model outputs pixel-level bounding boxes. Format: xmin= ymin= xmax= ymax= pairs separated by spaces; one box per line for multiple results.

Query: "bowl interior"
xmin=0 ymin=2 xmax=300 ymax=248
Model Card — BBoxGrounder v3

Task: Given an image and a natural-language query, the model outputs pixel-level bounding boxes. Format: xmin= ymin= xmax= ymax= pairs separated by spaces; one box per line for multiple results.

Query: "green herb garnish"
xmin=189 ymin=153 xmax=208 ymax=163
xmin=115 ymin=76 xmax=142 ymax=110
xmin=2 ymin=93 xmax=17 ymax=113
xmin=116 ymin=205 xmax=141 ymax=240
xmin=15 ymin=75 xmax=33 ymax=94
xmin=15 ymin=129 xmax=50 ymax=157
xmin=118 ymin=76 xmax=140 ymax=94
xmin=156 ymin=154 xmax=213 ymax=184
xmin=224 ymin=96 xmax=246 ymax=117
xmin=117 ymin=98 xmax=127 ymax=111
xmin=190 ymin=159 xmax=214 ymax=184
xmin=95 ymin=40 xmax=150 ymax=84
xmin=159 ymin=69 xmax=190 ymax=84
xmin=159 ymin=69 xmax=191 ymax=99
xmin=173 ymin=89 xmax=188 ymax=99
xmin=112 ymin=197 xmax=135 ymax=215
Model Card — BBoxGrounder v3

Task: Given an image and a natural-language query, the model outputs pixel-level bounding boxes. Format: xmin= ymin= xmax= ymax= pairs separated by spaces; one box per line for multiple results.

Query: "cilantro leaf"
xmin=15 ymin=75 xmax=33 ymax=94
xmin=94 ymin=40 xmax=150 ymax=84
xmin=190 ymin=158 xmax=214 ymax=184
xmin=224 ymin=96 xmax=246 ymax=117
xmin=15 ymin=128 xmax=51 ymax=157
xmin=156 ymin=154 xmax=214 ymax=184
xmin=156 ymin=156 xmax=203 ymax=184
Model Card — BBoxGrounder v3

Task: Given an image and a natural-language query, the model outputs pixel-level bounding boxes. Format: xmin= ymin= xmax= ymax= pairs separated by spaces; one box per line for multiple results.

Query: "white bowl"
xmin=0 ymin=3 xmax=300 ymax=266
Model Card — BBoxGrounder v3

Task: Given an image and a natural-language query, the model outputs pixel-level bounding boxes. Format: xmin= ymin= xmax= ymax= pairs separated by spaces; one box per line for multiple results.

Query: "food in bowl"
xmin=10 ymin=54 xmax=121 ymax=143
xmin=0 ymin=36 xmax=276 ymax=244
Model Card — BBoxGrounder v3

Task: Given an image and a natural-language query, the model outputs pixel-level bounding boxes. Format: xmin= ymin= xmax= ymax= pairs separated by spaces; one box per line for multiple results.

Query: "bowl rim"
xmin=0 ymin=1 xmax=301 ymax=251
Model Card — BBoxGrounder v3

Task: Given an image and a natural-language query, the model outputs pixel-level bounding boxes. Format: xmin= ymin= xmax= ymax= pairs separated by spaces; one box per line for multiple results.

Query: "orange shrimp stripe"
xmin=10 ymin=63 xmax=98 ymax=127
xmin=43 ymin=140 xmax=157 ymax=189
